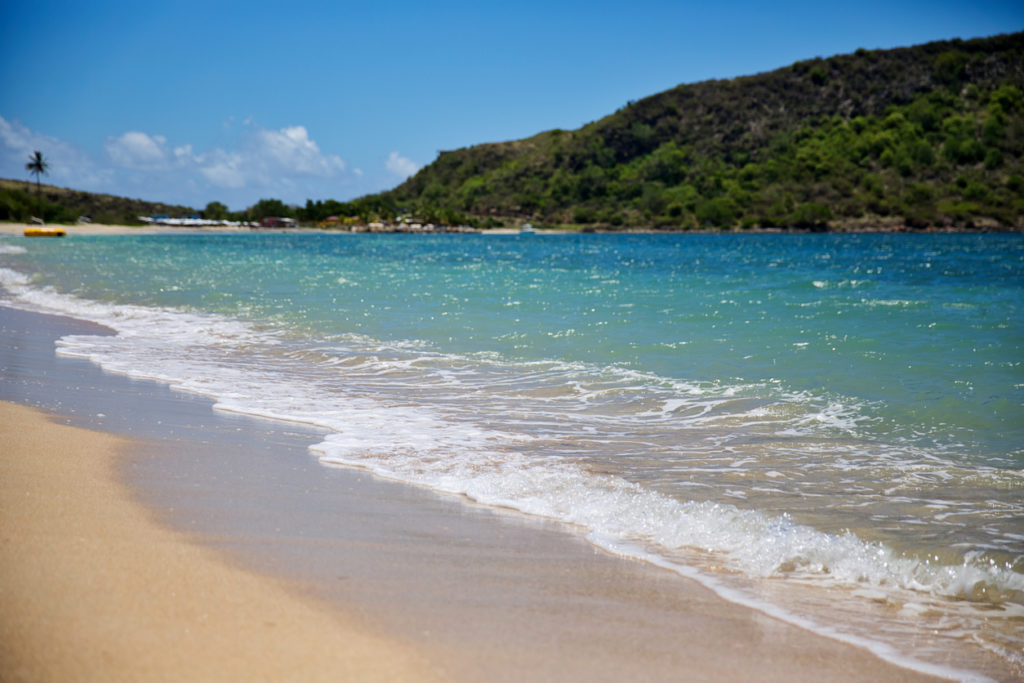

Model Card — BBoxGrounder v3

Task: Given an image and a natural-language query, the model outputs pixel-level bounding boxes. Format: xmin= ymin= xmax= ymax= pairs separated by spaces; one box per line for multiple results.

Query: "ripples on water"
xmin=1 ymin=232 xmax=1022 ymax=678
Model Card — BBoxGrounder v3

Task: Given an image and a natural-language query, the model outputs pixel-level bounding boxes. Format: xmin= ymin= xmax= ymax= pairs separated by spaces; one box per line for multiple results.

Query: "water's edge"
xmin=0 ymin=302 xmax=986 ymax=682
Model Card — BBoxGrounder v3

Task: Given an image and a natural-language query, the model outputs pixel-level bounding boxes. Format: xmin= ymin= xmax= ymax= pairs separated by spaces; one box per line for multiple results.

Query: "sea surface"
xmin=1 ymin=231 xmax=1021 ymax=679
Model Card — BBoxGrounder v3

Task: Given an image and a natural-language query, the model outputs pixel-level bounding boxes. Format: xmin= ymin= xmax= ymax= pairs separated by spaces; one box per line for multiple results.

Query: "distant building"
xmin=260 ymin=217 xmax=298 ymax=228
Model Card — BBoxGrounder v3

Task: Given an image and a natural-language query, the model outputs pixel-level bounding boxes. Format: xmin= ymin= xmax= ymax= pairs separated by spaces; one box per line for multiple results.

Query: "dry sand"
xmin=0 ymin=400 xmax=442 ymax=682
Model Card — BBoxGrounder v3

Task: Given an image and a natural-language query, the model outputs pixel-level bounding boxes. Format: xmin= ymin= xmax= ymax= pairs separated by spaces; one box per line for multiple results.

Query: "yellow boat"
xmin=24 ymin=227 xmax=66 ymax=237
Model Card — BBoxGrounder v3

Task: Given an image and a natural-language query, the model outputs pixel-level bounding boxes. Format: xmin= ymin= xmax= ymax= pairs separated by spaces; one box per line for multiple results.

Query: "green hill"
xmin=0 ymin=179 xmax=197 ymax=225
xmin=377 ymin=32 xmax=1024 ymax=231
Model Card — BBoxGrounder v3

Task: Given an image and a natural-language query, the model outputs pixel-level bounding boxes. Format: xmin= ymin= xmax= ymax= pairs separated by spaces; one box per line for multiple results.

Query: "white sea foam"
xmin=3 ymin=266 xmax=1020 ymax=599
xmin=1 ymin=266 xmax=1020 ymax=679
xmin=0 ymin=244 xmax=27 ymax=255
xmin=0 ymin=267 xmax=30 ymax=286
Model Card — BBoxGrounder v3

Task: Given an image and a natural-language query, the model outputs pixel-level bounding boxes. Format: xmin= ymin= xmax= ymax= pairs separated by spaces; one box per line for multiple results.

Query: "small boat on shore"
xmin=24 ymin=227 xmax=66 ymax=237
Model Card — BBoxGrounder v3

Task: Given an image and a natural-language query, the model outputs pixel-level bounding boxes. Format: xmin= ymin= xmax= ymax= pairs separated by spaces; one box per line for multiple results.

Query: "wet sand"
xmin=0 ymin=401 xmax=443 ymax=682
xmin=0 ymin=305 xmax=944 ymax=681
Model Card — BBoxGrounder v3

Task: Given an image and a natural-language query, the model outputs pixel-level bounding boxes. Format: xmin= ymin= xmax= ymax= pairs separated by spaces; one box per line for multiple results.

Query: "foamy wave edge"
xmin=0 ymin=267 xmax=1006 ymax=682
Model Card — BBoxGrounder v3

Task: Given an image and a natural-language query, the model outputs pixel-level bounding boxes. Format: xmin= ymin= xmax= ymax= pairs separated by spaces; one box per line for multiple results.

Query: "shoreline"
xmin=0 ymin=304 xmax=949 ymax=681
xmin=2 ymin=220 xmax=1019 ymax=237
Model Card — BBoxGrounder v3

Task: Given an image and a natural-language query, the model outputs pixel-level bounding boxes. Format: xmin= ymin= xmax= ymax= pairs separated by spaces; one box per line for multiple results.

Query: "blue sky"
xmin=2 ymin=1 xmax=1022 ymax=211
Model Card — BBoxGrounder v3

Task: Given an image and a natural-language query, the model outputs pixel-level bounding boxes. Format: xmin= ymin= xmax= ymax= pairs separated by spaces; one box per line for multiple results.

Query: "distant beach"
xmin=2 ymin=220 xmax=1013 ymax=238
xmin=0 ymin=221 xmax=259 ymax=236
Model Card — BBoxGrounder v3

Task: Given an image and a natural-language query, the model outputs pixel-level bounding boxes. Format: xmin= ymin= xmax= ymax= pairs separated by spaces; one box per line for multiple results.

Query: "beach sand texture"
xmin=0 ymin=398 xmax=942 ymax=683
xmin=0 ymin=306 xmax=946 ymax=682
xmin=0 ymin=401 xmax=441 ymax=682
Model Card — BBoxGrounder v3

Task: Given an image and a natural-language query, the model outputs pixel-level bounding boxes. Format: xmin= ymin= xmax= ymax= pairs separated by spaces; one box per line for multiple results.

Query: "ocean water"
xmin=1 ymin=231 xmax=1021 ymax=679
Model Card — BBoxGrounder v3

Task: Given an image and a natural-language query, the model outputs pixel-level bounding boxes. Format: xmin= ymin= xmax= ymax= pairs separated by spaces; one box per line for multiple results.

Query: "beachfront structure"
xmin=260 ymin=217 xmax=299 ymax=229
xmin=138 ymin=215 xmax=247 ymax=228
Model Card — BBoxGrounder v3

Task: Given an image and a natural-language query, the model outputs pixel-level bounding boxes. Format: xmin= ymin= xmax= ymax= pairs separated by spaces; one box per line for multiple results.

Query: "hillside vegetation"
xmin=378 ymin=32 xmax=1024 ymax=231
xmin=0 ymin=179 xmax=196 ymax=225
xmin=4 ymin=33 xmax=1021 ymax=232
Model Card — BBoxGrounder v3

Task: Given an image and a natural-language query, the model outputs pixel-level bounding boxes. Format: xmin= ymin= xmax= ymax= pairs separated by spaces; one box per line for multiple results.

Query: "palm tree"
xmin=25 ymin=150 xmax=49 ymax=214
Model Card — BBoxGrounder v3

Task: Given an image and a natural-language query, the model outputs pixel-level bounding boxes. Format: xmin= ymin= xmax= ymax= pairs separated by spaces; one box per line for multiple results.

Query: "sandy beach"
xmin=0 ymin=400 xmax=443 ymax=682
xmin=0 ymin=221 xmax=251 ymax=236
xmin=0 ymin=221 xmax=511 ymax=236
xmin=0 ymin=305 xmax=950 ymax=682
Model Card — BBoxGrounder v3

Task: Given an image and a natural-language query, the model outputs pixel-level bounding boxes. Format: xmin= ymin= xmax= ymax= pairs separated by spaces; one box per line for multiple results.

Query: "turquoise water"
xmin=2 ymin=232 xmax=1022 ymax=677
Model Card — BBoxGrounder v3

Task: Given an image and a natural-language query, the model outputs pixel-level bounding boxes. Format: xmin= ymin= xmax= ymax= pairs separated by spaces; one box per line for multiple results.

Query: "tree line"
xmin=201 ymin=195 xmax=403 ymax=225
xmin=0 ymin=172 xmax=407 ymax=227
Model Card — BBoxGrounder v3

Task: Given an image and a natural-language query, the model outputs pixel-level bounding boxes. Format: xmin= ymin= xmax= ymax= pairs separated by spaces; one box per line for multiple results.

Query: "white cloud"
xmin=198 ymin=150 xmax=246 ymax=189
xmin=190 ymin=123 xmax=350 ymax=191
xmin=0 ymin=116 xmax=372 ymax=209
xmin=386 ymin=151 xmax=419 ymax=178
xmin=254 ymin=125 xmax=345 ymax=175
xmin=0 ymin=116 xmax=36 ymax=156
xmin=106 ymin=131 xmax=168 ymax=168
xmin=0 ymin=116 xmax=112 ymax=189
xmin=173 ymin=144 xmax=194 ymax=164
xmin=95 ymin=122 xmax=353 ymax=194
